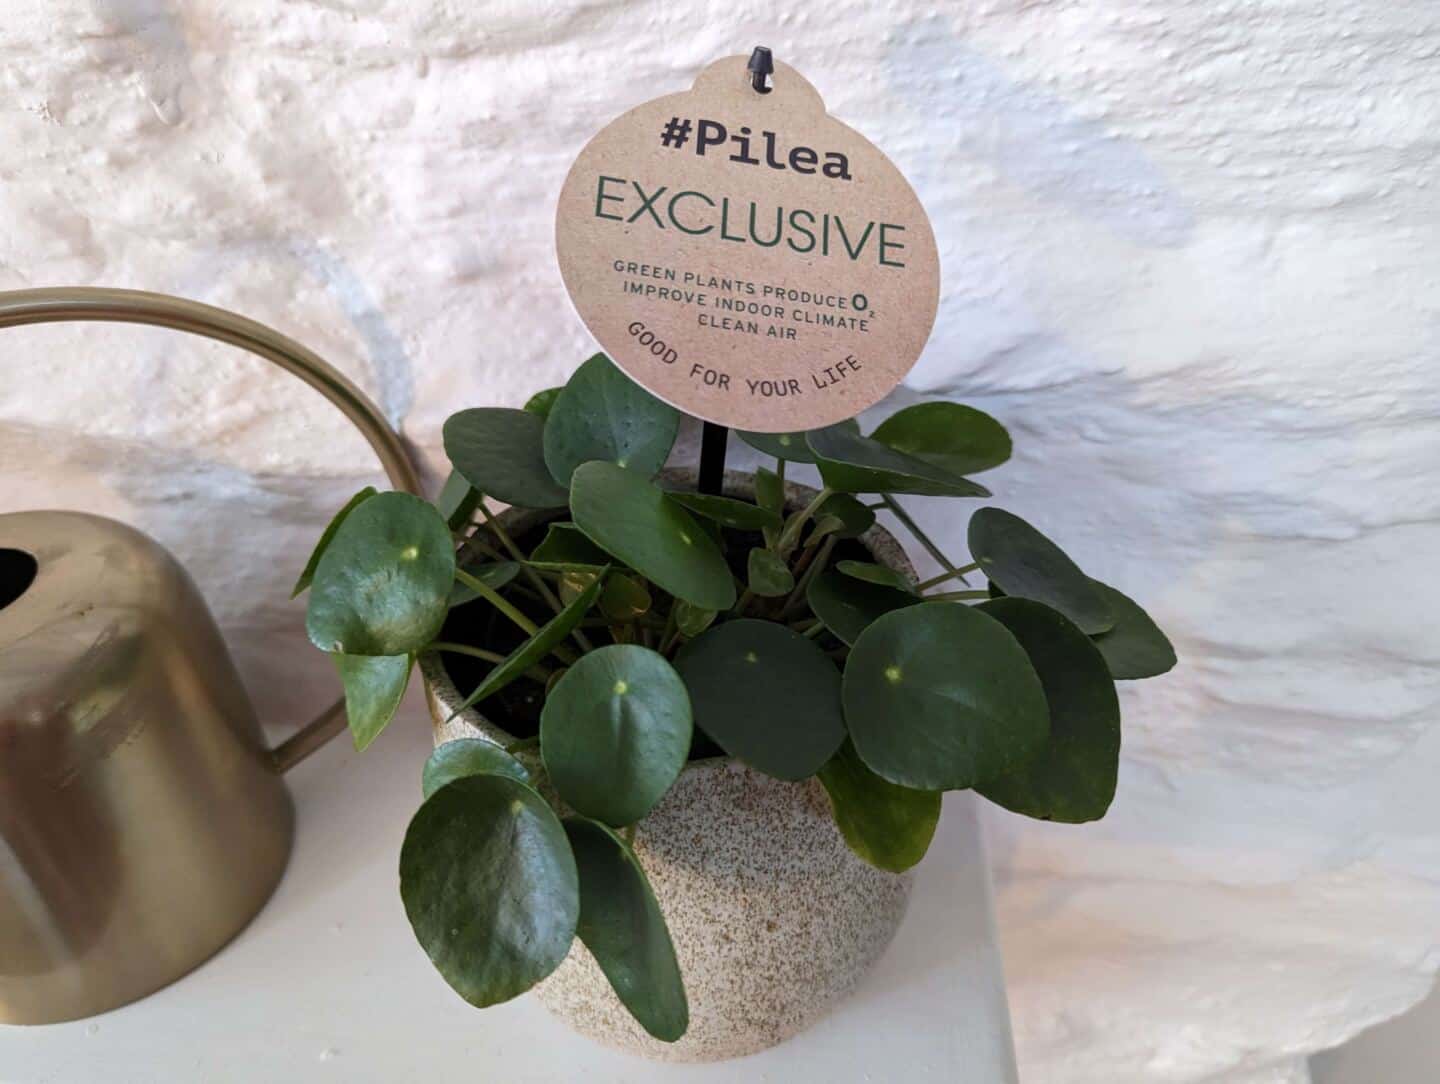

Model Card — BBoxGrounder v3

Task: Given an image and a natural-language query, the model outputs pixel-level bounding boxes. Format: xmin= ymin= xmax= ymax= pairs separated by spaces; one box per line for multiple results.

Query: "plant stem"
xmin=879 ymin=495 xmax=969 ymax=585
xmin=431 ymin=641 xmax=552 ymax=683
xmin=781 ymin=536 xmax=835 ymax=617
xmin=917 ymin=563 xmax=981 ymax=591
xmin=622 ymin=824 xmax=637 ymax=847
xmin=454 ymin=569 xmax=577 ymax=664
xmin=776 ymin=458 xmax=786 ymax=485
xmin=926 ymin=589 xmax=991 ymax=602
xmin=731 ymin=588 xmax=755 ymax=618
xmin=505 ymin=736 xmax=540 ymax=754
xmin=796 ymin=619 xmax=825 ymax=639
xmin=776 ymin=487 xmax=834 ymax=556
xmin=478 ymin=503 xmax=593 ymax=654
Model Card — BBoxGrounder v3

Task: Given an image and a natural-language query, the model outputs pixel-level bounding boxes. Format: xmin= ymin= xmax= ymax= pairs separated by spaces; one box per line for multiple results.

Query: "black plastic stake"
xmin=698 ymin=421 xmax=728 ymax=495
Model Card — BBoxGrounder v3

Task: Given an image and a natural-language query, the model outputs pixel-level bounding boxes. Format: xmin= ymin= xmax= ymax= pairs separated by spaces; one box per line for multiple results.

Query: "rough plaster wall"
xmin=1 ymin=3 xmax=1437 ymax=1080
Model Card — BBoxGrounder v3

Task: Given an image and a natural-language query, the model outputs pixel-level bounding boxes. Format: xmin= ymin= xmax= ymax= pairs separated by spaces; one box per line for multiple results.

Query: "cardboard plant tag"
xmin=555 ymin=55 xmax=940 ymax=433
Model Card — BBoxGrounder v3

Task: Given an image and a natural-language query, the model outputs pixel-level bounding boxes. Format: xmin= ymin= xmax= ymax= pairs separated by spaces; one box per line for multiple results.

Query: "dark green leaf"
xmin=1089 ymin=580 xmax=1177 ymax=680
xmin=563 ymin=818 xmax=688 ymax=1042
xmin=524 ymin=386 xmax=563 ymax=419
xmin=306 ymin=492 xmax=454 ymax=655
xmin=871 ymin=402 xmax=1011 ymax=476
xmin=600 ymin=573 xmax=652 ymax=622
xmin=747 ymin=548 xmax=794 ymax=597
xmin=448 ymin=561 xmax=521 ymax=607
xmin=543 ymin=353 xmax=680 ymax=485
xmin=807 ymin=424 xmax=992 ymax=498
xmin=542 ymin=645 xmax=692 ymax=826
xmin=675 ymin=619 xmax=845 ymax=780
xmin=738 ymin=420 xmax=859 ymax=463
xmin=977 ymin=598 xmax=1121 ymax=822
xmin=836 ymin=560 xmax=915 ymax=594
xmin=291 ymin=487 xmax=377 ymax=598
xmin=450 ymin=574 xmax=604 ymax=716
xmin=400 ymin=775 xmax=578 ymax=1007
xmin=422 ymin=738 xmax=530 ymax=798
xmin=842 ymin=602 xmax=1049 ymax=790
xmin=530 ymin=522 xmax=615 ymax=570
xmin=667 ymin=491 xmax=782 ymax=532
xmin=443 ymin=407 xmax=570 ymax=508
xmin=968 ymin=508 xmax=1114 ymax=634
xmin=673 ymin=600 xmax=717 ymax=639
xmin=570 ymin=462 xmax=735 ymax=611
xmin=437 ymin=470 xmax=481 ymax=531
xmin=333 ymin=652 xmax=411 ymax=751
xmin=814 ymin=493 xmax=875 ymax=539
xmin=806 ymin=566 xmax=919 ymax=646
xmin=818 ymin=739 xmax=941 ymax=872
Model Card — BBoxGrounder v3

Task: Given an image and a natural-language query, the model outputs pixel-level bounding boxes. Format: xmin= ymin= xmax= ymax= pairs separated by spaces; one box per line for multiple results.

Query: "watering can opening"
xmin=0 ymin=548 xmax=36 ymax=610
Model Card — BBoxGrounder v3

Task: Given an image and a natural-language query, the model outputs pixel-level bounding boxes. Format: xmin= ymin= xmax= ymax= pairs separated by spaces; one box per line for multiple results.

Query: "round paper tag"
xmin=555 ymin=56 xmax=940 ymax=433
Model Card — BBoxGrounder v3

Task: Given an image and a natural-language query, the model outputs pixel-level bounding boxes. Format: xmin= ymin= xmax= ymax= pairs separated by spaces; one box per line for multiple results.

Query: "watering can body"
xmin=0 ymin=510 xmax=293 ymax=1024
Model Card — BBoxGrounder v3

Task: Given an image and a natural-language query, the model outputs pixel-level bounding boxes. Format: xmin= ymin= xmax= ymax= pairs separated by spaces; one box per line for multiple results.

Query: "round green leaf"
xmin=529 ymin=522 xmax=615 ymax=569
xmin=600 ymin=573 xmax=652 ymax=621
xmin=667 ymin=491 xmax=782 ymax=532
xmin=738 ymin=420 xmax=859 ymax=463
xmin=563 ymin=818 xmax=688 ymax=1042
xmin=422 ymin=738 xmax=530 ymax=799
xmin=524 ymin=386 xmax=563 ymax=418
xmin=333 ymin=652 xmax=411 ymax=751
xmin=818 ymin=739 xmax=941 ymax=873
xmin=1088 ymin=579 xmax=1177 ymax=680
xmin=443 ymin=407 xmax=570 ymax=509
xmin=843 ymin=602 xmax=1049 ymax=790
xmin=806 ymin=424 xmax=992 ymax=498
xmin=976 ymin=598 xmax=1121 ymax=822
xmin=541 ymin=646 xmax=692 ymax=826
xmin=306 ymin=492 xmax=455 ymax=656
xmin=747 ymin=548 xmax=794 ymax=597
xmin=806 ymin=565 xmax=918 ymax=646
xmin=814 ymin=493 xmax=875 ymax=539
xmin=400 ymin=774 xmax=578 ymax=1007
xmin=836 ymin=560 xmax=915 ymax=594
xmin=675 ymin=619 xmax=845 ymax=780
xmin=968 ymin=508 xmax=1114 ymax=634
xmin=543 ymin=353 xmax=680 ymax=485
xmin=871 ymin=402 xmax=1012 ymax=476
xmin=673 ymin=599 xmax=717 ymax=639
xmin=570 ymin=462 xmax=735 ymax=611
xmin=292 ymin=487 xmax=378 ymax=598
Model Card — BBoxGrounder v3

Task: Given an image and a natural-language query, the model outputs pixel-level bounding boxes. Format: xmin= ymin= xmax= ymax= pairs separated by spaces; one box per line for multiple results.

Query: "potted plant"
xmin=296 ymin=353 xmax=1175 ymax=1061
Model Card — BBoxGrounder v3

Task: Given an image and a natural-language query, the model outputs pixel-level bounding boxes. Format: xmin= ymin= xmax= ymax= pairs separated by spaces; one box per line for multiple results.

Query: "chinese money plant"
xmin=296 ymin=353 xmax=1176 ymax=1042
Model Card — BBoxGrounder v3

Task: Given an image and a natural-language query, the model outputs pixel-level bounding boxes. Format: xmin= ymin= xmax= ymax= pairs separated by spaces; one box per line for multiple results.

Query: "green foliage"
xmin=298 ymin=359 xmax=1176 ymax=1043
xmin=541 ymin=646 xmax=692 ymax=827
xmin=543 ymin=353 xmax=679 ymax=485
xmin=819 ymin=740 xmax=941 ymax=873
xmin=400 ymin=774 xmax=578 ymax=1007
xmin=676 ymin=619 xmax=846 ymax=781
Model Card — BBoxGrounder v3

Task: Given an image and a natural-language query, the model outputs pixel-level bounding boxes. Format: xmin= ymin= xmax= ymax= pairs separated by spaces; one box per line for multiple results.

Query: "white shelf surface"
xmin=1 ymin=699 xmax=1017 ymax=1083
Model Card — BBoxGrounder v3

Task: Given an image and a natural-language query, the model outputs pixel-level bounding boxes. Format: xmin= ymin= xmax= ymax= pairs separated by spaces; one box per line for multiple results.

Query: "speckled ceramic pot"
xmin=419 ymin=470 xmax=916 ymax=1062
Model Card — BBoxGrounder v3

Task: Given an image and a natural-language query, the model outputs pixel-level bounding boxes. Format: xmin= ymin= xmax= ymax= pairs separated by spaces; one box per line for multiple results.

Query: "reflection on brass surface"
xmin=0 ymin=288 xmax=420 ymax=1022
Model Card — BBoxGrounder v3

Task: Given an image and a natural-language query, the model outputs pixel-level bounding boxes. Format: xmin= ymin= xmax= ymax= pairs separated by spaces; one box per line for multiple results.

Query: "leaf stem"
xmin=880 ymin=495 xmax=968 ymax=585
xmin=479 ymin=503 xmax=594 ymax=654
xmin=926 ymin=589 xmax=991 ymax=602
xmin=431 ymin=641 xmax=553 ymax=683
xmin=781 ymin=536 xmax=835 ymax=617
xmin=917 ymin=563 xmax=981 ymax=591
xmin=776 ymin=487 xmax=835 ymax=556
xmin=454 ymin=569 xmax=578 ymax=665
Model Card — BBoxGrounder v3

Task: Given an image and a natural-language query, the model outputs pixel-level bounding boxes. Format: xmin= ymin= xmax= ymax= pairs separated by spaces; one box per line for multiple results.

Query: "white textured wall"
xmin=3 ymin=4 xmax=1438 ymax=1081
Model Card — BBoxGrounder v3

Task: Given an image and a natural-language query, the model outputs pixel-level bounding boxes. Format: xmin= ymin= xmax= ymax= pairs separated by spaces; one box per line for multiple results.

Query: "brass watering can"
xmin=0 ymin=288 xmax=420 ymax=1024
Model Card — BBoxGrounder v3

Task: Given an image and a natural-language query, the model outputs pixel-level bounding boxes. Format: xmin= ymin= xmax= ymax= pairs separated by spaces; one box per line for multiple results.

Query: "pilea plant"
xmin=296 ymin=352 xmax=1175 ymax=1042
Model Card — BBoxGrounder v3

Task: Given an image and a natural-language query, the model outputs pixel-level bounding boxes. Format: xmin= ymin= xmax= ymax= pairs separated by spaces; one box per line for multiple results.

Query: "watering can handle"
xmin=0 ymin=286 xmax=423 ymax=773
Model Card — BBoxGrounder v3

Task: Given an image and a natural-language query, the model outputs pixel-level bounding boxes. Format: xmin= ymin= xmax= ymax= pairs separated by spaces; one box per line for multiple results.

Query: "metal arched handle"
xmin=0 ymin=286 xmax=422 ymax=772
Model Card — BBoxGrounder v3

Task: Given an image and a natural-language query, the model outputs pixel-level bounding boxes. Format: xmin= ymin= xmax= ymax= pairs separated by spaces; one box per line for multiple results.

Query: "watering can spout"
xmin=0 ymin=288 xmax=420 ymax=1024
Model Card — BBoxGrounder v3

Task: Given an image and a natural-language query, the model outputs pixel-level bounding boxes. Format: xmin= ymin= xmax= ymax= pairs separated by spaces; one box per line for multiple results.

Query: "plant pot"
xmin=418 ymin=469 xmax=917 ymax=1062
